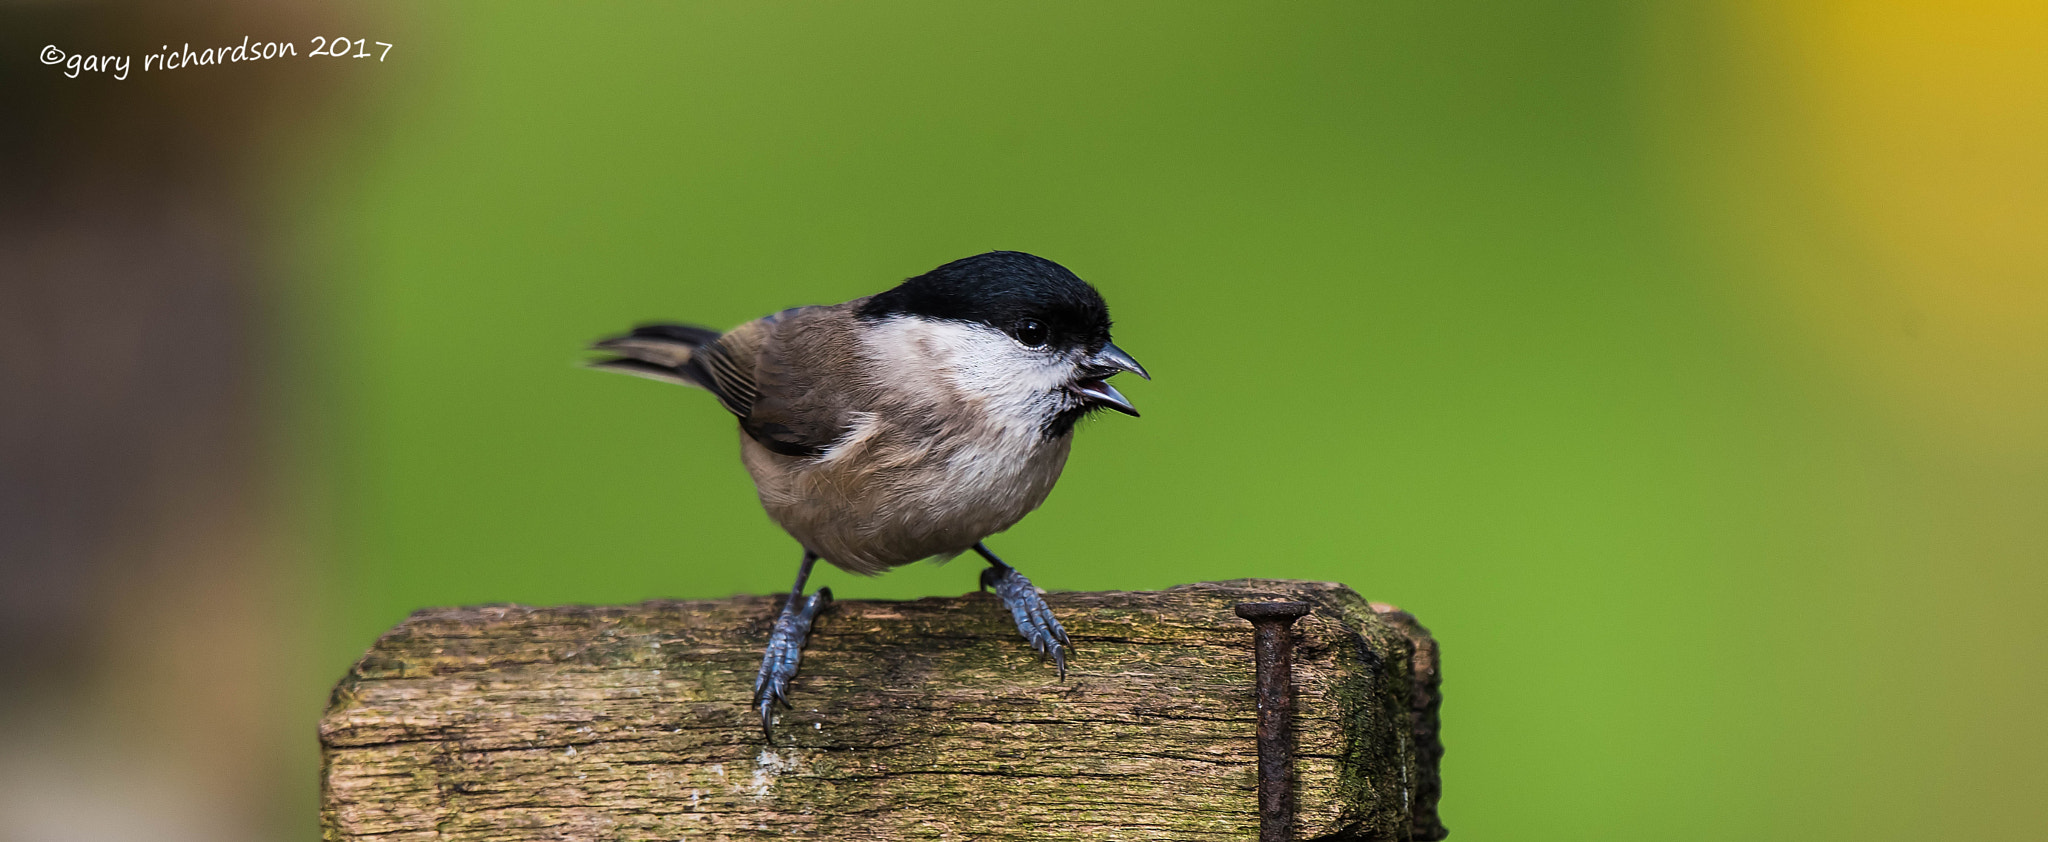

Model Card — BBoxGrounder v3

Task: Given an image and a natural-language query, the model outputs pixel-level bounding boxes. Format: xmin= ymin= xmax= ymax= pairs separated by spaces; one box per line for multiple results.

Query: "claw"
xmin=983 ymin=565 xmax=1071 ymax=678
xmin=754 ymin=587 xmax=831 ymax=735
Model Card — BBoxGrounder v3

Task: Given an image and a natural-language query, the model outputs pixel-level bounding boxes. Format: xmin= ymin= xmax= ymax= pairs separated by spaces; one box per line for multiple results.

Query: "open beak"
xmin=1092 ymin=342 xmax=1149 ymax=380
xmin=1068 ymin=342 xmax=1148 ymax=417
xmin=1070 ymin=378 xmax=1139 ymax=417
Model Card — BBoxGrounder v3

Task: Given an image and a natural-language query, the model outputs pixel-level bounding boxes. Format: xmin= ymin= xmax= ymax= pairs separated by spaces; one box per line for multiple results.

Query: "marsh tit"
xmin=590 ymin=251 xmax=1148 ymax=732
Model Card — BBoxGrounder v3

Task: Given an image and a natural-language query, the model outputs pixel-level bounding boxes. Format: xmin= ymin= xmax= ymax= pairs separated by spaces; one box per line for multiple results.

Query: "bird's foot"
xmin=980 ymin=564 xmax=1070 ymax=678
xmin=754 ymin=587 xmax=831 ymax=734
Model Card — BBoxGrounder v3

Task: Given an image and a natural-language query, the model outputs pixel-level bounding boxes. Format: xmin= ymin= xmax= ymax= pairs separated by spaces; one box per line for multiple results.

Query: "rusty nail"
xmin=1235 ymin=601 xmax=1312 ymax=842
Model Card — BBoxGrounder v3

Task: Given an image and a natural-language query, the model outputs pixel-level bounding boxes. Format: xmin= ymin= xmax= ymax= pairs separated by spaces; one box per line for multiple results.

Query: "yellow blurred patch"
xmin=1665 ymin=1 xmax=2048 ymax=458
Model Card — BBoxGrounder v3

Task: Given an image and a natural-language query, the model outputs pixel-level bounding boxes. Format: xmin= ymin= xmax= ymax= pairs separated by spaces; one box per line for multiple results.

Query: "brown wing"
xmin=589 ymin=307 xmax=851 ymax=458
xmin=592 ymin=307 xmax=858 ymax=458
xmin=717 ymin=306 xmax=863 ymax=459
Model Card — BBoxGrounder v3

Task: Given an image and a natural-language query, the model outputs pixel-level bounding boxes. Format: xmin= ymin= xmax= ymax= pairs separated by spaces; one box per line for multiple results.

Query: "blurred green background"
xmin=6 ymin=1 xmax=2043 ymax=840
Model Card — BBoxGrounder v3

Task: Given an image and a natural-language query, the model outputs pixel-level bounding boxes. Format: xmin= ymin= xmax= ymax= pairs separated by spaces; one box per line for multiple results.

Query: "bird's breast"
xmin=740 ymin=420 xmax=1073 ymax=574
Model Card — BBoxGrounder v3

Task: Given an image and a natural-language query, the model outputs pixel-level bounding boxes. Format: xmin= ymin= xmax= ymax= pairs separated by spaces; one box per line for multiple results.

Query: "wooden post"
xmin=320 ymin=579 xmax=1447 ymax=841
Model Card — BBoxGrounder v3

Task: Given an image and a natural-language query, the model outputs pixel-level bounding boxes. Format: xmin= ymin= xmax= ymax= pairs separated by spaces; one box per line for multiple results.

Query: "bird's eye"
xmin=1014 ymin=319 xmax=1049 ymax=348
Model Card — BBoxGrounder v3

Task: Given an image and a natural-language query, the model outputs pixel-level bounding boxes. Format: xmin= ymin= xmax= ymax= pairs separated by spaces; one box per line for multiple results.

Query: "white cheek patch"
xmin=858 ymin=317 xmax=1077 ymax=431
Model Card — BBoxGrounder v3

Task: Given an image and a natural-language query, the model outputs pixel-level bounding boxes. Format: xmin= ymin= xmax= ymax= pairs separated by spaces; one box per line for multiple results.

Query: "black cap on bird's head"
xmin=860 ymin=251 xmax=1114 ymax=354
xmin=859 ymin=251 xmax=1149 ymax=418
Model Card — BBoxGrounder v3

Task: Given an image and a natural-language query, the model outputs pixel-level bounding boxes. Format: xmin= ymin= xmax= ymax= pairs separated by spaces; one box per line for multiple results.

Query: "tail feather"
xmin=625 ymin=322 xmax=723 ymax=346
xmin=589 ymin=322 xmax=721 ymax=389
xmin=586 ymin=357 xmax=701 ymax=387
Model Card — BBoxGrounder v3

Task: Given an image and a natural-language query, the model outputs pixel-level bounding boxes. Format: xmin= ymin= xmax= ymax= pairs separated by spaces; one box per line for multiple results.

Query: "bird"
xmin=588 ymin=251 xmax=1148 ymax=733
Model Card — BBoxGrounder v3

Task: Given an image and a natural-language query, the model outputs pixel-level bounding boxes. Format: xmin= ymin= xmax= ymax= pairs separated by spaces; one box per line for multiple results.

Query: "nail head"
xmin=1235 ymin=601 xmax=1312 ymax=623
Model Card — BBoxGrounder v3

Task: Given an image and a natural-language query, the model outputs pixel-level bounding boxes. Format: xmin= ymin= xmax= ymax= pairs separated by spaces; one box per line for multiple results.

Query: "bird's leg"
xmin=974 ymin=542 xmax=1070 ymax=678
xmin=754 ymin=550 xmax=831 ymax=735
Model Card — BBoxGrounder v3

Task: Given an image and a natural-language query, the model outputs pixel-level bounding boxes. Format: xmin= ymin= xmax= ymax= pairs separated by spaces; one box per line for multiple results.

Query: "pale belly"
xmin=740 ymin=428 xmax=1073 ymax=574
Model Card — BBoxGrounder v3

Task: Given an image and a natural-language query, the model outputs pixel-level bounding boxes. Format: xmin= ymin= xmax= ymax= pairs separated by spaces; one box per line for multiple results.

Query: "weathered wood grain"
xmin=320 ymin=579 xmax=1446 ymax=841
